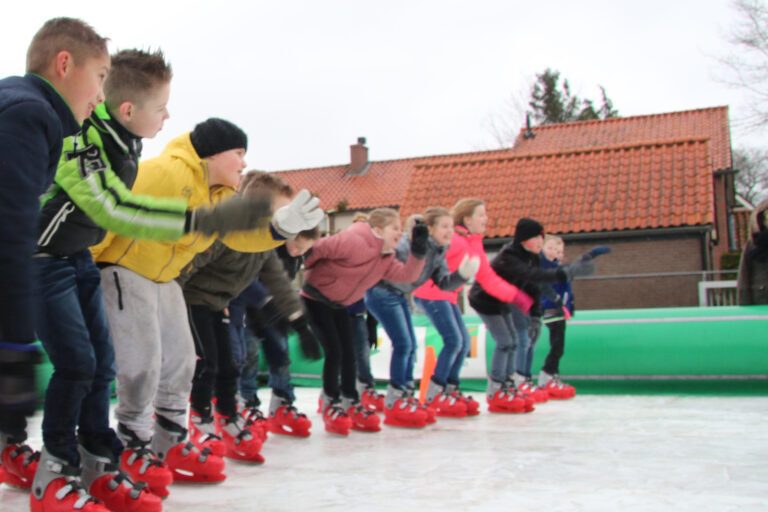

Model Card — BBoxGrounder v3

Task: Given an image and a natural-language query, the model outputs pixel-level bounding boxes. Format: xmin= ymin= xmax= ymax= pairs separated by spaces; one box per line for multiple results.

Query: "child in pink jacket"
xmin=302 ymin=208 xmax=427 ymax=435
xmin=414 ymin=198 xmax=533 ymax=413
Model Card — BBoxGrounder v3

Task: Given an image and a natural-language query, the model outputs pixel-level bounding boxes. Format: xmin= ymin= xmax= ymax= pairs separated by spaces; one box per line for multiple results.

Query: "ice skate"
xmin=1 ymin=434 xmax=39 ymax=489
xmin=383 ymin=385 xmax=427 ymax=428
xmin=189 ymin=409 xmax=225 ymax=457
xmin=486 ymin=380 xmax=527 ymax=413
xmin=446 ymin=384 xmax=480 ymax=416
xmin=117 ymin=424 xmax=173 ymax=499
xmin=319 ymin=392 xmax=352 ymax=436
xmin=268 ymin=392 xmax=312 ymax=438
xmin=153 ymin=415 xmax=226 ymax=484
xmin=513 ymin=373 xmax=548 ymax=403
xmin=341 ymin=397 xmax=381 ymax=432
xmin=539 ymin=372 xmax=576 ymax=399
xmin=30 ymin=448 xmax=110 ymax=512
xmin=79 ymin=444 xmax=162 ymax=512
xmin=425 ymin=380 xmax=467 ymax=418
xmin=241 ymin=399 xmax=269 ymax=441
xmin=356 ymin=380 xmax=384 ymax=412
xmin=215 ymin=413 xmax=264 ymax=464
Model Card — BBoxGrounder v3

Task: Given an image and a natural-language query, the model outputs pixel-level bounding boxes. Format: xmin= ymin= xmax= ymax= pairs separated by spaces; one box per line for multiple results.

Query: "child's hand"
xmin=581 ymin=246 xmax=611 ymax=261
xmin=272 ymin=189 xmax=324 ymax=239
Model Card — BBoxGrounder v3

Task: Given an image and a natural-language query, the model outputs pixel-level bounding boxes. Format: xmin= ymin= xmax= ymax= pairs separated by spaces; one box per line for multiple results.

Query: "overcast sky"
xmin=2 ymin=0 xmax=761 ymax=170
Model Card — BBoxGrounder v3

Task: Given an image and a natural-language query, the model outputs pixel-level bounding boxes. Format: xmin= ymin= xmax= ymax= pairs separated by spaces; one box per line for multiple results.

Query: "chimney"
xmin=349 ymin=136 xmax=369 ymax=175
xmin=523 ymin=113 xmax=536 ymax=140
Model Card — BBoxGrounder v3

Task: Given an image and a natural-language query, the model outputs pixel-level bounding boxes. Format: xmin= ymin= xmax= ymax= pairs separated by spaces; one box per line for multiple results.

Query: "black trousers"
xmin=542 ymin=319 xmax=566 ymax=375
xmin=189 ymin=304 xmax=239 ymax=417
xmin=302 ymin=297 xmax=358 ymax=401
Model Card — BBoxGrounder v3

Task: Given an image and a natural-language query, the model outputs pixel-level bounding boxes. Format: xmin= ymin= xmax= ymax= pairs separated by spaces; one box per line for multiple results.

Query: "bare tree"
xmin=734 ymin=146 xmax=768 ymax=203
xmin=720 ymin=0 xmax=768 ymax=130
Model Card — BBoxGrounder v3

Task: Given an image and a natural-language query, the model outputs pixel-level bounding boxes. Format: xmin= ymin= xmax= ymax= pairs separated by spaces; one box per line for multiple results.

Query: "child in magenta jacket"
xmin=302 ymin=208 xmax=427 ymax=435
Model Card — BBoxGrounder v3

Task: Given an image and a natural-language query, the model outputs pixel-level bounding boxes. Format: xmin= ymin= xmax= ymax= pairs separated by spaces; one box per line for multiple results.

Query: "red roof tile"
xmin=273 ymin=148 xmax=513 ymax=211
xmin=400 ymin=139 xmax=714 ymax=238
xmin=511 ymin=106 xmax=732 ymax=171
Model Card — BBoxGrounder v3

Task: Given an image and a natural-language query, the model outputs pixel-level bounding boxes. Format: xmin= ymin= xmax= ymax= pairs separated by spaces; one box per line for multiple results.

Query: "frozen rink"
xmin=2 ymin=387 xmax=767 ymax=512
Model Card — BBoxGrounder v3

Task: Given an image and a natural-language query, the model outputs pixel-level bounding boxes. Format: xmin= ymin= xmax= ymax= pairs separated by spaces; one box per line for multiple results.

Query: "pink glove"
xmin=511 ymin=289 xmax=534 ymax=313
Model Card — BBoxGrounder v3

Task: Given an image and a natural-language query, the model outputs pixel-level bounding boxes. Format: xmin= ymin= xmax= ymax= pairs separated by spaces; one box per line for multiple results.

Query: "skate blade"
xmin=225 ymin=451 xmax=265 ymax=464
xmin=171 ymin=470 xmax=227 ymax=484
xmin=1 ymin=470 xmax=32 ymax=489
xmin=268 ymin=424 xmax=311 ymax=438
xmin=383 ymin=418 xmax=427 ymax=429
xmin=351 ymin=424 xmax=381 ymax=433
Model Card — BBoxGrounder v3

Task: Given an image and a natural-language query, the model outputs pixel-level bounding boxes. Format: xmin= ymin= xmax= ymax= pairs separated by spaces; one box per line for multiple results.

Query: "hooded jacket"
xmin=302 ymin=221 xmax=425 ymax=306
xmin=92 ymin=132 xmax=280 ymax=282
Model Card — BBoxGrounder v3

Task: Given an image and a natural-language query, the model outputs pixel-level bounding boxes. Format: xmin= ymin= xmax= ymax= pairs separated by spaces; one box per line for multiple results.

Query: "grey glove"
xmin=563 ymin=259 xmax=596 ymax=281
xmin=188 ymin=192 xmax=272 ymax=236
xmin=528 ymin=317 xmax=542 ymax=342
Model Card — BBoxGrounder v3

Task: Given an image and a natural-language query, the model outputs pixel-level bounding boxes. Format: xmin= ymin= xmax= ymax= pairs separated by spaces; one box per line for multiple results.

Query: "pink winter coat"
xmin=413 ymin=225 xmax=533 ymax=311
xmin=302 ymin=222 xmax=425 ymax=306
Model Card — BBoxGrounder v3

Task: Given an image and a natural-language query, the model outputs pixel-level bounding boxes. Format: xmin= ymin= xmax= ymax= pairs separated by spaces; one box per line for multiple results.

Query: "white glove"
xmin=457 ymin=254 xmax=480 ymax=280
xmin=271 ymin=189 xmax=324 ymax=239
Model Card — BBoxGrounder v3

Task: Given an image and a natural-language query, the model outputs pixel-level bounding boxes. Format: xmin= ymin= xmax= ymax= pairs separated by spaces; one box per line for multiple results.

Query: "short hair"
xmin=423 ymin=207 xmax=451 ymax=227
xmin=368 ymin=208 xmax=399 ymax=230
xmin=351 ymin=212 xmax=369 ymax=223
xmin=544 ymin=234 xmax=564 ymax=244
xmin=26 ymin=18 xmax=108 ymax=74
xmin=240 ymin=170 xmax=293 ymax=198
xmin=296 ymin=226 xmax=321 ymax=240
xmin=452 ymin=198 xmax=484 ymax=228
xmin=104 ymin=49 xmax=172 ymax=110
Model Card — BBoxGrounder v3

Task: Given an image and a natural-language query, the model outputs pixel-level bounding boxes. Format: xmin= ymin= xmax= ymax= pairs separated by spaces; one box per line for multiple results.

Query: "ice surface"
xmin=2 ymin=388 xmax=766 ymax=512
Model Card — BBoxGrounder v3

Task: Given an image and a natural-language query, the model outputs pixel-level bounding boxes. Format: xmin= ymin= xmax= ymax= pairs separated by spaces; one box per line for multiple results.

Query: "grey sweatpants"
xmin=478 ymin=311 xmax=519 ymax=388
xmin=100 ymin=266 xmax=195 ymax=442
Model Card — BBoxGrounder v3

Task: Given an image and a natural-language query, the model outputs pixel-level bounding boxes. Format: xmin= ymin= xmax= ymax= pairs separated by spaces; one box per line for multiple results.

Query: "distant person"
xmin=738 ymin=198 xmax=768 ymax=305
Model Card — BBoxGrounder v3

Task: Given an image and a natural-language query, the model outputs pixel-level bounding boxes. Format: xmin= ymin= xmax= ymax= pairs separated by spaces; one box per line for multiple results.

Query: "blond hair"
xmin=26 ymin=18 xmax=108 ymax=74
xmin=544 ymin=234 xmax=564 ymax=244
xmin=239 ymin=170 xmax=293 ymax=198
xmin=367 ymin=208 xmax=399 ymax=230
xmin=104 ymin=49 xmax=172 ymax=110
xmin=452 ymin=198 xmax=484 ymax=228
xmin=423 ymin=207 xmax=451 ymax=227
xmin=351 ymin=211 xmax=369 ymax=223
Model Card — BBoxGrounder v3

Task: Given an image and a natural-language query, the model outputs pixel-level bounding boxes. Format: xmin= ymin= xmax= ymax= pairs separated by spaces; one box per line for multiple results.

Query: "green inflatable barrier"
xmin=33 ymin=305 xmax=768 ymax=400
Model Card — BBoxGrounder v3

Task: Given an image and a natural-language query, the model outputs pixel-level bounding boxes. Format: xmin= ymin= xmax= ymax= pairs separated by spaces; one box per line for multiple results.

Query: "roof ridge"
xmin=417 ymin=137 xmax=711 ymax=169
xmin=271 ymin=147 xmax=514 ymax=174
xmin=515 ymin=105 xmax=729 ymax=135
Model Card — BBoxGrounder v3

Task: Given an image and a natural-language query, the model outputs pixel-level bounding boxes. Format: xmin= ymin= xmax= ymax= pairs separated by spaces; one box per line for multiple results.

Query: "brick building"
xmin=273 ymin=107 xmax=738 ymax=309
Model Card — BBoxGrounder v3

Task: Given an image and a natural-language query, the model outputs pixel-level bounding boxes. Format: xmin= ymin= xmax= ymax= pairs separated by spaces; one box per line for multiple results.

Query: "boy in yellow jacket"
xmin=95 ymin=118 xmax=323 ymax=495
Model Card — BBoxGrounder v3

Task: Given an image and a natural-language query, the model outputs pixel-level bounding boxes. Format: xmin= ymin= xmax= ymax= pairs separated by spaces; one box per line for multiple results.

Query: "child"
xmin=32 ymin=50 xmax=279 ymax=511
xmin=0 ymin=17 xmax=108 ymax=508
xmin=233 ymin=227 xmax=320 ymax=438
xmin=95 ymin=119 xmax=322 ymax=493
xmin=179 ymin=172 xmax=323 ymax=462
xmin=738 ymin=198 xmax=768 ymax=305
xmin=302 ymin=208 xmax=427 ymax=435
xmin=538 ymin=235 xmax=577 ymax=398
xmin=366 ymin=208 xmax=478 ymax=425
xmin=469 ymin=218 xmax=596 ymax=411
xmin=414 ymin=199 xmax=532 ymax=414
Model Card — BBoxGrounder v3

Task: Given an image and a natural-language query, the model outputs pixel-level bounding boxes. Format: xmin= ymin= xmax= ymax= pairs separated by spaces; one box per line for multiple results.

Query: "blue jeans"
xmin=508 ymin=306 xmax=533 ymax=377
xmin=478 ymin=312 xmax=518 ymax=383
xmin=235 ymin=322 xmax=294 ymax=403
xmin=35 ymin=251 xmax=117 ymax=465
xmin=365 ymin=286 xmax=417 ymax=389
xmin=350 ymin=313 xmax=374 ymax=386
xmin=416 ymin=298 xmax=470 ymax=386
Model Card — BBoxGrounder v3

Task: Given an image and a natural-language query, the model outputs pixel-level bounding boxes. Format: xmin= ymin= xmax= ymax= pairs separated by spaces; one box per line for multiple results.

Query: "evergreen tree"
xmin=528 ymin=68 xmax=618 ymax=125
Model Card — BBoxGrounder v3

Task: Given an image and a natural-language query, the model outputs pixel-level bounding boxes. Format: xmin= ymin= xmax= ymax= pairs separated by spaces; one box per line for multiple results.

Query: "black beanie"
xmin=514 ymin=218 xmax=544 ymax=242
xmin=190 ymin=118 xmax=248 ymax=158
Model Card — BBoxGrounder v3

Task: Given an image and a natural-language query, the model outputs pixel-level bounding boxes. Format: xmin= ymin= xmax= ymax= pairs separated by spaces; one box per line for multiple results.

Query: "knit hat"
xmin=190 ymin=118 xmax=248 ymax=158
xmin=514 ymin=218 xmax=544 ymax=242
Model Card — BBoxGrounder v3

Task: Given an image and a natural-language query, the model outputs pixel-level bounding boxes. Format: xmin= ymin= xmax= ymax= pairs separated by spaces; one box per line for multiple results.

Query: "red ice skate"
xmin=542 ymin=377 xmax=576 ymax=399
xmin=119 ymin=447 xmax=173 ymax=499
xmin=518 ymin=379 xmax=549 ymax=403
xmin=30 ymin=448 xmax=110 ymax=512
xmin=162 ymin=442 xmax=226 ymax=483
xmin=359 ymin=387 xmax=385 ymax=413
xmin=319 ymin=395 xmax=352 ymax=436
xmin=215 ymin=413 xmax=264 ymax=464
xmin=188 ymin=410 xmax=225 ymax=457
xmin=446 ymin=385 xmax=480 ymax=416
xmin=81 ymin=446 xmax=162 ymax=512
xmin=487 ymin=387 xmax=527 ymax=414
xmin=383 ymin=386 xmax=428 ymax=428
xmin=345 ymin=401 xmax=381 ymax=432
xmin=428 ymin=392 xmax=468 ymax=418
xmin=241 ymin=401 xmax=269 ymax=442
xmin=268 ymin=393 xmax=311 ymax=438
xmin=1 ymin=442 xmax=39 ymax=489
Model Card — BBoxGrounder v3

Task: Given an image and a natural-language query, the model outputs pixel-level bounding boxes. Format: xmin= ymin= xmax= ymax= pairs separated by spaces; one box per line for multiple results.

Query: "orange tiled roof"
xmin=273 ymin=148 xmax=513 ymax=212
xmin=400 ymin=139 xmax=715 ymax=237
xmin=511 ymin=106 xmax=732 ymax=171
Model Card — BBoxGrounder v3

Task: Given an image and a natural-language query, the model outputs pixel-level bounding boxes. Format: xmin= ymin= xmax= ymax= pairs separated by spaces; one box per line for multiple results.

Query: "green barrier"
xmin=33 ymin=305 xmax=768 ymax=400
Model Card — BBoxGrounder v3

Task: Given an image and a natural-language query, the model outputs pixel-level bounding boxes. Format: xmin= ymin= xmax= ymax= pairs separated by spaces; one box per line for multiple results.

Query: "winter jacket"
xmin=377 ymin=235 xmax=466 ymax=295
xmin=469 ymin=238 xmax=567 ymax=317
xmin=37 ymin=104 xmax=188 ymax=256
xmin=737 ymin=199 xmax=768 ymax=305
xmin=178 ymin=241 xmax=299 ymax=315
xmin=92 ymin=132 xmax=280 ymax=282
xmin=540 ymin=255 xmax=574 ymax=314
xmin=0 ymin=74 xmax=80 ymax=342
xmin=413 ymin=225 xmax=524 ymax=306
xmin=302 ymin=221 xmax=425 ymax=306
